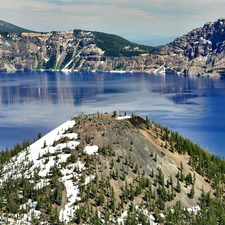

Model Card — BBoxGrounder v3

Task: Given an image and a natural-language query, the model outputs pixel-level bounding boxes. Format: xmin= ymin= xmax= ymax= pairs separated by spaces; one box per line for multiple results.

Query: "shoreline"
xmin=0 ymin=68 xmax=220 ymax=77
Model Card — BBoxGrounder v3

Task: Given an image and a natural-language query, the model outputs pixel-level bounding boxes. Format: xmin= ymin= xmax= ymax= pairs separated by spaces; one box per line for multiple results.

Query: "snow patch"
xmin=116 ymin=116 xmax=131 ymax=120
xmin=84 ymin=145 xmax=98 ymax=155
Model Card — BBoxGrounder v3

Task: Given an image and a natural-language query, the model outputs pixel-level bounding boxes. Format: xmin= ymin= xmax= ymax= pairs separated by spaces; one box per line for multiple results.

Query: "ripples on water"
xmin=0 ymin=71 xmax=225 ymax=157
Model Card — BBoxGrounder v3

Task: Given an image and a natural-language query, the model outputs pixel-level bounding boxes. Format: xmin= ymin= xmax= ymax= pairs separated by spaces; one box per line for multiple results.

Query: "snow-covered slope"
xmin=0 ymin=118 xmax=99 ymax=224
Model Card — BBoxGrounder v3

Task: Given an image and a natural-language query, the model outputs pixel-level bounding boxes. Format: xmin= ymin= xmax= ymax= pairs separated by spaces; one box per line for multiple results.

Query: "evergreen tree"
xmin=176 ymin=178 xmax=181 ymax=193
xmin=189 ymin=185 xmax=195 ymax=199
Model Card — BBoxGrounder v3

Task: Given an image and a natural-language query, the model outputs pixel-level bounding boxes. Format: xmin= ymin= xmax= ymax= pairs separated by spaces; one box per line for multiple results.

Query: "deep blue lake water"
xmin=0 ymin=71 xmax=225 ymax=157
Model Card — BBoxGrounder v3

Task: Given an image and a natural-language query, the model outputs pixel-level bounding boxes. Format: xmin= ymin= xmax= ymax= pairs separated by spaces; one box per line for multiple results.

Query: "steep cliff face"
xmin=1 ymin=18 xmax=225 ymax=75
xmin=0 ymin=31 xmax=102 ymax=71
xmin=157 ymin=18 xmax=225 ymax=76
xmin=0 ymin=30 xmax=156 ymax=72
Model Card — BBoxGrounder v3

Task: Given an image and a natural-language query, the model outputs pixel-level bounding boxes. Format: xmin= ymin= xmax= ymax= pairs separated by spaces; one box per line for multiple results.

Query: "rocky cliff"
xmin=1 ymin=18 xmax=225 ymax=75
xmin=157 ymin=18 xmax=225 ymax=76
xmin=0 ymin=30 xmax=157 ymax=72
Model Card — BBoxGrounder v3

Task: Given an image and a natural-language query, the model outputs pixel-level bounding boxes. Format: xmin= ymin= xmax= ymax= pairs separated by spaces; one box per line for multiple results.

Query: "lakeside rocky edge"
xmin=0 ymin=112 xmax=225 ymax=224
xmin=1 ymin=18 xmax=225 ymax=76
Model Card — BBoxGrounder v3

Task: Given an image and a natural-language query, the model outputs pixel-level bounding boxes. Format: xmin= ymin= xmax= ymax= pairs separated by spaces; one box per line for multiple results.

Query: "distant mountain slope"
xmin=92 ymin=30 xmax=157 ymax=57
xmin=0 ymin=26 xmax=159 ymax=72
xmin=73 ymin=29 xmax=158 ymax=57
xmin=0 ymin=20 xmax=32 ymax=33
xmin=1 ymin=18 xmax=225 ymax=75
xmin=156 ymin=18 xmax=225 ymax=76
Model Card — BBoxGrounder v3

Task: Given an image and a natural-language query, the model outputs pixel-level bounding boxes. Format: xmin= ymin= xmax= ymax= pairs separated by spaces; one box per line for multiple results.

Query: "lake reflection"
xmin=0 ymin=71 xmax=225 ymax=157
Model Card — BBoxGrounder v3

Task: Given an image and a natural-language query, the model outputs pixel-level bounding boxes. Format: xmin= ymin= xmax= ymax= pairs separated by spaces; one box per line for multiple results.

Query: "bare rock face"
xmin=0 ymin=30 xmax=157 ymax=73
xmin=1 ymin=18 xmax=225 ymax=76
xmin=0 ymin=31 xmax=104 ymax=72
xmin=154 ymin=18 xmax=225 ymax=76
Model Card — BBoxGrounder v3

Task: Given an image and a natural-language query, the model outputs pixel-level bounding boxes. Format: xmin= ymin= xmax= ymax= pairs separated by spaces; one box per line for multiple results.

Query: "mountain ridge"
xmin=0 ymin=20 xmax=32 ymax=33
xmin=0 ymin=18 xmax=225 ymax=75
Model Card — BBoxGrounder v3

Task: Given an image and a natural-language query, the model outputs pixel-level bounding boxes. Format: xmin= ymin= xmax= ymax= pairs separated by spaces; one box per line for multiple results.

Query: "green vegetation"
xmin=73 ymin=29 xmax=159 ymax=57
xmin=0 ymin=20 xmax=33 ymax=34
xmin=44 ymin=55 xmax=56 ymax=69
xmin=93 ymin=31 xmax=158 ymax=57
xmin=60 ymin=52 xmax=73 ymax=69
xmin=36 ymin=60 xmax=44 ymax=70
xmin=0 ymin=141 xmax=30 ymax=167
xmin=73 ymin=29 xmax=82 ymax=37
xmin=149 ymin=119 xmax=225 ymax=224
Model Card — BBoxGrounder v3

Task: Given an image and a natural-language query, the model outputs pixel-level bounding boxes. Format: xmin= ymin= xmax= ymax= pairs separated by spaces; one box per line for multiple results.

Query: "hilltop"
xmin=0 ymin=113 xmax=225 ymax=224
xmin=1 ymin=18 xmax=225 ymax=75
xmin=0 ymin=20 xmax=32 ymax=33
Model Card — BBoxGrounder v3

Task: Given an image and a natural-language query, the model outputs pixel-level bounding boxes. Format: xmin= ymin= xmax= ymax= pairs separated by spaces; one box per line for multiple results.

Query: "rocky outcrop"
xmin=1 ymin=18 xmax=225 ymax=75
xmin=156 ymin=18 xmax=225 ymax=76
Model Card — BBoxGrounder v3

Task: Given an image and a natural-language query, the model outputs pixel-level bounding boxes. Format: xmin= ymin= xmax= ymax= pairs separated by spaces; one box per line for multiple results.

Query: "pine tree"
xmin=105 ymin=209 xmax=109 ymax=224
xmin=185 ymin=172 xmax=193 ymax=187
xmin=122 ymin=169 xmax=126 ymax=181
xmin=189 ymin=185 xmax=195 ymax=199
xmin=154 ymin=153 xmax=157 ymax=162
xmin=75 ymin=208 xmax=82 ymax=224
xmin=176 ymin=178 xmax=181 ymax=193
xmin=98 ymin=192 xmax=104 ymax=206
xmin=146 ymin=116 xmax=151 ymax=129
xmin=158 ymin=168 xmax=164 ymax=186
xmin=151 ymin=168 xmax=154 ymax=178
xmin=115 ymin=168 xmax=119 ymax=180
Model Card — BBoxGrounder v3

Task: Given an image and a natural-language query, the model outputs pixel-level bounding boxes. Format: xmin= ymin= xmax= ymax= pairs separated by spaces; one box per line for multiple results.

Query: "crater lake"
xmin=0 ymin=71 xmax=225 ymax=157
